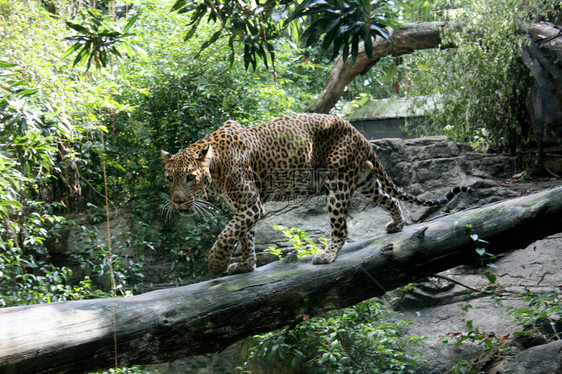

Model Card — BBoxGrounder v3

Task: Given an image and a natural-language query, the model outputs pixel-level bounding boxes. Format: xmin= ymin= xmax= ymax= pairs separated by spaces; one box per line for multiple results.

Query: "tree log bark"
xmin=1 ymin=187 xmax=561 ymax=374
xmin=305 ymin=21 xmax=453 ymax=114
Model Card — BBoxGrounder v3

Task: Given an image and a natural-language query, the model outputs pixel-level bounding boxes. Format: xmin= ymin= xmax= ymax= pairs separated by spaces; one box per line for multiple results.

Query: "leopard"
xmin=162 ymin=113 xmax=472 ymax=276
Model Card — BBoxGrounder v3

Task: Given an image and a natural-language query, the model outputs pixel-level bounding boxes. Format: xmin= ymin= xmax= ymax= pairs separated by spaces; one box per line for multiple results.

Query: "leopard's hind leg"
xmin=312 ymin=173 xmax=352 ymax=265
xmin=356 ymin=169 xmax=405 ymax=233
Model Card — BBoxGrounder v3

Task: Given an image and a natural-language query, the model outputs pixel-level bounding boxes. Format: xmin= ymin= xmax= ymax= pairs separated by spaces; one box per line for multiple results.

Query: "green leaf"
xmin=0 ymin=61 xmax=18 ymax=69
xmin=73 ymin=43 xmax=91 ymax=68
xmin=351 ymin=32 xmax=360 ymax=60
xmin=61 ymin=42 xmax=83 ymax=59
xmin=198 ymin=29 xmax=223 ymax=54
xmin=184 ymin=16 xmax=203 ymax=41
xmin=228 ymin=38 xmax=235 ymax=66
xmin=122 ymin=13 xmax=139 ymax=34
xmin=0 ymin=200 xmax=23 ymax=209
xmin=363 ymin=27 xmax=373 ymax=59
xmin=17 ymin=88 xmax=39 ymax=97
xmin=121 ymin=43 xmax=133 ymax=56
xmin=485 ymin=273 xmax=497 ymax=283
xmin=99 ymin=50 xmax=109 ymax=67
xmin=171 ymin=0 xmax=188 ymax=12
xmin=370 ymin=24 xmax=391 ymax=44
xmin=243 ymin=44 xmax=251 ymax=69
xmin=65 ymin=21 xmax=90 ymax=35
xmin=342 ymin=36 xmax=350 ymax=59
xmin=111 ymin=46 xmax=123 ymax=60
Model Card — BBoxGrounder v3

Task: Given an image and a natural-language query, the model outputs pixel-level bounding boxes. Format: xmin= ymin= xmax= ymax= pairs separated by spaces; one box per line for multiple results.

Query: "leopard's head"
xmin=161 ymin=145 xmax=214 ymax=216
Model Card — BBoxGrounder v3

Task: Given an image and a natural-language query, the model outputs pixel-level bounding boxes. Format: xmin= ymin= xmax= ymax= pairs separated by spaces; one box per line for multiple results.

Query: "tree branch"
xmin=306 ymin=21 xmax=562 ymax=114
xmin=1 ymin=187 xmax=561 ymax=374
xmin=306 ymin=21 xmax=455 ymax=114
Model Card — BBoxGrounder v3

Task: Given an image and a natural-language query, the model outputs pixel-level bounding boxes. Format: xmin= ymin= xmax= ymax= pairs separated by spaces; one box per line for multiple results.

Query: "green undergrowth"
xmin=240 ymin=226 xmax=427 ymax=374
xmin=444 ymin=226 xmax=562 ymax=374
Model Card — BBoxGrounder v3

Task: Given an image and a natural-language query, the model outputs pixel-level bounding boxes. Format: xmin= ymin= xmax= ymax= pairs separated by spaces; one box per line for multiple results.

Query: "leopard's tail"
xmin=368 ymin=154 xmax=473 ymax=207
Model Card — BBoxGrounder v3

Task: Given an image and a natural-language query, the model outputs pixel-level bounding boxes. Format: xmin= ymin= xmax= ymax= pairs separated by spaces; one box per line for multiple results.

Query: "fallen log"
xmin=1 ymin=186 xmax=561 ymax=374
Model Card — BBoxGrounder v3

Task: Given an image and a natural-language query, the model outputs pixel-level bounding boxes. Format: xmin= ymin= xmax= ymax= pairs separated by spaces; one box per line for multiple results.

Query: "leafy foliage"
xmin=241 ymin=298 xmax=426 ymax=373
xmin=2 ymin=0 xmax=312 ymax=309
xmin=511 ymin=290 xmax=562 ymax=342
xmin=63 ymin=8 xmax=144 ymax=71
xmin=89 ymin=366 xmax=155 ymax=374
xmin=403 ymin=0 xmax=560 ymax=153
xmin=265 ymin=225 xmax=328 ymax=259
xmin=171 ymin=0 xmax=401 ymax=71
xmin=171 ymin=0 xmax=292 ymax=71
xmin=0 ymin=38 xmax=112 ymax=306
xmin=290 ymin=0 xmax=400 ymax=61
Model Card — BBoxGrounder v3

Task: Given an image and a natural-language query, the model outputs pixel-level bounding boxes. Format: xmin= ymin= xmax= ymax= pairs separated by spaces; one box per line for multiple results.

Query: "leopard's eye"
xmin=186 ymin=174 xmax=195 ymax=183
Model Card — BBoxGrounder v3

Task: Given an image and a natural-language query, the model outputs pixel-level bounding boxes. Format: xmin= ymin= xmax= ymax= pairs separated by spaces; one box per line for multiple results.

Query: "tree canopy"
xmin=170 ymin=0 xmax=401 ymax=73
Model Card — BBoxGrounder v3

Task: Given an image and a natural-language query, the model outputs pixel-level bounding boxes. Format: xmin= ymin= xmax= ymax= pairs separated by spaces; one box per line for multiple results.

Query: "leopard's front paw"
xmin=226 ymin=261 xmax=256 ymax=275
xmin=385 ymin=221 xmax=404 ymax=233
xmin=312 ymin=251 xmax=337 ymax=265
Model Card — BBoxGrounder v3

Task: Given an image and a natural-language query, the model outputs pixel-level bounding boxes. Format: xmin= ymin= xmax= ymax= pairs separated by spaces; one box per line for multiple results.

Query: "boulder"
xmin=388 ymin=233 xmax=562 ymax=373
xmin=493 ymin=340 xmax=562 ymax=374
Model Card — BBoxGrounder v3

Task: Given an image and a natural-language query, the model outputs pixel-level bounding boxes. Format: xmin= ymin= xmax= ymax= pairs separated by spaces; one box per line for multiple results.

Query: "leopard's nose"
xmin=173 ymin=199 xmax=186 ymax=206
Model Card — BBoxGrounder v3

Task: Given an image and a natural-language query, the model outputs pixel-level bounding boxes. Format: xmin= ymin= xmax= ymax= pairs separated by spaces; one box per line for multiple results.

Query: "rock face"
xmin=388 ymin=233 xmax=562 ymax=374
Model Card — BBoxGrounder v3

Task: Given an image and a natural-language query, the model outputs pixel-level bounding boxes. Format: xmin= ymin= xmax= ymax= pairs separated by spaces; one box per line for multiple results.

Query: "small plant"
xmin=440 ymin=225 xmax=510 ymax=372
xmin=265 ymin=225 xmax=328 ymax=259
xmin=62 ymin=8 xmax=143 ymax=72
xmin=465 ymin=224 xmax=498 ymax=286
xmin=88 ymin=365 xmax=155 ymax=374
xmin=240 ymin=298 xmax=426 ymax=374
xmin=510 ymin=290 xmax=562 ymax=342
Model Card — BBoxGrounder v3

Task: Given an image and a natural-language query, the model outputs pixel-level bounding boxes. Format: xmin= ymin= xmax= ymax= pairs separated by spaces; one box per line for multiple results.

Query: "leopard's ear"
xmin=198 ymin=145 xmax=214 ymax=166
xmin=161 ymin=150 xmax=173 ymax=163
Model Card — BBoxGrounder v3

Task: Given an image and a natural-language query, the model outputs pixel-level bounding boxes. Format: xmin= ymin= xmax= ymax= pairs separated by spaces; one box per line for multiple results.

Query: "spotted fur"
xmin=162 ymin=113 xmax=472 ymax=275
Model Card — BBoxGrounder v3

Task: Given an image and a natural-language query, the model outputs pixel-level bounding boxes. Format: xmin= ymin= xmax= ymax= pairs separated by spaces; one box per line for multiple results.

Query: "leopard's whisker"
xmin=160 ymin=201 xmax=177 ymax=224
xmin=167 ymin=205 xmax=177 ymax=224
xmin=192 ymin=203 xmax=205 ymax=220
xmin=194 ymin=198 xmax=217 ymax=217
xmin=196 ymin=198 xmax=217 ymax=210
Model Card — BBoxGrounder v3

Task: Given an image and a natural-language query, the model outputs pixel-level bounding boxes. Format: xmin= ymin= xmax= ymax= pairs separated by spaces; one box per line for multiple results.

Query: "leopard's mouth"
xmin=177 ymin=207 xmax=194 ymax=217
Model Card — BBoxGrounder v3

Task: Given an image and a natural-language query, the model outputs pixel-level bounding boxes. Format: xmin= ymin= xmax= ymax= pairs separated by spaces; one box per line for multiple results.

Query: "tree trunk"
xmin=521 ymin=22 xmax=562 ymax=173
xmin=1 ymin=187 xmax=561 ymax=374
xmin=305 ymin=21 xmax=454 ymax=114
